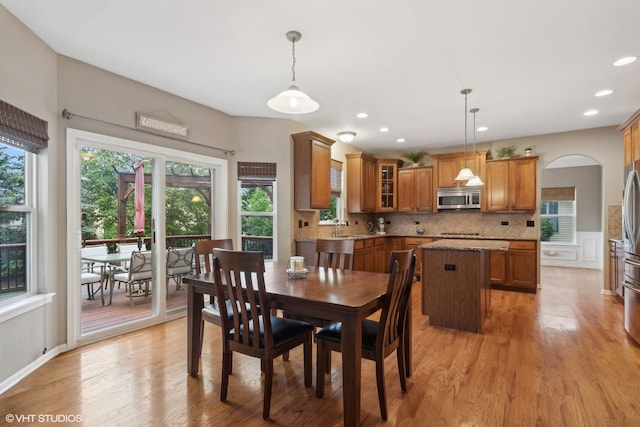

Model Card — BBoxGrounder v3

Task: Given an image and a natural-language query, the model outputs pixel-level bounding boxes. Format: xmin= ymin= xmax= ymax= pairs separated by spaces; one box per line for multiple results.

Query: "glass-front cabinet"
xmin=377 ymin=159 xmax=402 ymax=212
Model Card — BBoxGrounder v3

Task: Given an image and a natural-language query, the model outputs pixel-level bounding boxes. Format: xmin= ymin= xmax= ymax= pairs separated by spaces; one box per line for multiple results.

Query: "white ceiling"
xmin=2 ymin=0 xmax=639 ymax=156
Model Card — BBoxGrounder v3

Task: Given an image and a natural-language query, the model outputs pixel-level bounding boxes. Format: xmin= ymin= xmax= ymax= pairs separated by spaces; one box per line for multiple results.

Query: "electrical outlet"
xmin=415 ymin=221 xmax=420 ymax=224
xmin=298 ymin=220 xmax=302 ymax=228
xmin=526 ymin=220 xmax=535 ymax=227
xmin=386 ymin=221 xmax=390 ymax=224
xmin=501 ymin=221 xmax=509 ymax=226
xmin=303 ymin=221 xmax=309 ymax=227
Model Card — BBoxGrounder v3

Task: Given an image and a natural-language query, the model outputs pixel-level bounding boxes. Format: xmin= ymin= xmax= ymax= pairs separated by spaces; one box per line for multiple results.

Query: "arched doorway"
xmin=540 ymin=154 xmax=603 ymax=269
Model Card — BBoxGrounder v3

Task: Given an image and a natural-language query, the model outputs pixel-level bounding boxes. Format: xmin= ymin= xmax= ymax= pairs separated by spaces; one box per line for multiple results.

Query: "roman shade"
xmin=330 ymin=160 xmax=342 ymax=194
xmin=541 ymin=187 xmax=575 ymax=201
xmin=0 ymin=100 xmax=49 ymax=154
xmin=237 ymin=162 xmax=277 ymax=183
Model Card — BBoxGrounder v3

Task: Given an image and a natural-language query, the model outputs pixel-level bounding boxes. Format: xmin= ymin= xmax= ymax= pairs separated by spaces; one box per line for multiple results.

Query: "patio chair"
xmin=111 ymin=242 xmax=147 ymax=289
xmin=112 ymin=251 xmax=153 ymax=308
xmin=80 ymin=244 xmax=108 ymax=304
xmin=166 ymin=247 xmax=195 ymax=291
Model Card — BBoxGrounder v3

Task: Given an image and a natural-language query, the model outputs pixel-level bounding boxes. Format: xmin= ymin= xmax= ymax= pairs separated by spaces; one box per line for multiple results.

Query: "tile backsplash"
xmin=294 ymin=210 xmax=539 ymax=240
xmin=608 ymin=204 xmax=622 ymax=240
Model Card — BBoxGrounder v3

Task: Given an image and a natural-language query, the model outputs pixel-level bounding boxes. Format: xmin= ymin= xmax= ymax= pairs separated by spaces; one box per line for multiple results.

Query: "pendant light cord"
xmin=291 ymin=38 xmax=297 ymax=83
xmin=463 ymin=91 xmax=468 ymax=167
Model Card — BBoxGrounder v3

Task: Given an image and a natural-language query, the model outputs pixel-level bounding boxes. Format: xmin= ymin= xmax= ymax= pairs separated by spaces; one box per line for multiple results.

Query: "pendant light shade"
xmin=267 ymin=31 xmax=319 ymax=115
xmin=466 ymin=107 xmax=484 ymax=186
xmin=455 ymin=89 xmax=474 ymax=181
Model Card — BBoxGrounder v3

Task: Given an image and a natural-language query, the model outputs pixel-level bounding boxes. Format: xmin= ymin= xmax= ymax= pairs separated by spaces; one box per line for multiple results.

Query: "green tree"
xmin=540 ymin=218 xmax=554 ymax=241
xmin=241 ymin=185 xmax=273 ymax=236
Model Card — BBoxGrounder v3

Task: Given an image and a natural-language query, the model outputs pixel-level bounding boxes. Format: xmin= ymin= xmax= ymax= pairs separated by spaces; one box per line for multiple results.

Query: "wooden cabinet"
xmin=353 ymin=237 xmax=386 ymax=272
xmin=490 ymin=240 xmax=538 ymax=291
xmin=346 ymin=152 xmax=377 ymax=213
xmin=377 ymin=159 xmax=402 ymax=212
xmin=402 ymin=236 xmax=433 ymax=279
xmin=609 ymin=239 xmax=625 ymax=298
xmin=484 ymin=157 xmax=537 ymax=212
xmin=292 ymin=131 xmax=335 ymax=210
xmin=432 ymin=150 xmax=488 ymax=189
xmin=620 ymin=108 xmax=640 ymax=166
xmin=398 ymin=167 xmax=433 ymax=212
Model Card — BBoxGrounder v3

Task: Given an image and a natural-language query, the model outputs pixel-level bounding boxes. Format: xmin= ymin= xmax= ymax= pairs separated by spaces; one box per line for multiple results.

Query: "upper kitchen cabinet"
xmin=484 ymin=157 xmax=537 ymax=212
xmin=619 ymin=108 xmax=640 ymax=167
xmin=346 ymin=152 xmax=377 ymax=213
xmin=292 ymin=131 xmax=335 ymax=210
xmin=432 ymin=149 xmax=488 ymax=188
xmin=398 ymin=166 xmax=433 ymax=212
xmin=377 ymin=158 xmax=402 ymax=212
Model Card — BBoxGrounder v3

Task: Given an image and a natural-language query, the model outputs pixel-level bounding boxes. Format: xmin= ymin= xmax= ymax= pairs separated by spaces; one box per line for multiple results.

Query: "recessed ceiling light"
xmin=584 ymin=109 xmax=599 ymax=116
xmin=595 ymin=89 xmax=613 ymax=97
xmin=396 ymin=138 xmax=405 ymax=143
xmin=477 ymin=126 xmax=488 ymax=132
xmin=613 ymin=56 xmax=637 ymax=66
xmin=356 ymin=112 xmax=368 ymax=119
xmin=379 ymin=127 xmax=389 ymax=133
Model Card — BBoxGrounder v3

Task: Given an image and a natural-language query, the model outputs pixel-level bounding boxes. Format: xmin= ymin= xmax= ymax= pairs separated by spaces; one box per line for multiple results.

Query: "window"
xmin=540 ymin=187 xmax=576 ymax=243
xmin=0 ymin=101 xmax=47 ymax=302
xmin=238 ymin=162 xmax=276 ymax=260
xmin=319 ymin=160 xmax=343 ymax=223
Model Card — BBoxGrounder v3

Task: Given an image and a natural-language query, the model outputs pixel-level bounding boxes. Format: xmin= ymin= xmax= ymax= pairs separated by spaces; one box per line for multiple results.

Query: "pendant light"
xmin=466 ymin=107 xmax=484 ymax=186
xmin=267 ymin=31 xmax=319 ymax=114
xmin=455 ymin=89 xmax=474 ymax=181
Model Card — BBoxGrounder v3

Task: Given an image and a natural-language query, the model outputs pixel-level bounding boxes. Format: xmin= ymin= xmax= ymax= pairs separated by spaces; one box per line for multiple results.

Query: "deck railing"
xmin=241 ymin=236 xmax=273 ymax=260
xmin=0 ymin=243 xmax=27 ymax=295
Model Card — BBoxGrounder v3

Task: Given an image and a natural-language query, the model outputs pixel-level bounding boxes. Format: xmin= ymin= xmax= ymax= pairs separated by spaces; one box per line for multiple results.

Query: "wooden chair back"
xmin=194 ymin=239 xmax=233 ymax=273
xmin=378 ymin=250 xmax=416 ymax=350
xmin=315 ymin=238 xmax=355 ymax=270
xmin=212 ymin=249 xmax=272 ymax=350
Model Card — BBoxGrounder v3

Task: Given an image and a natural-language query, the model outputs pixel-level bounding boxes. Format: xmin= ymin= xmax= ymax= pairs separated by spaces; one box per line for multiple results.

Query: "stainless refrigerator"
xmin=623 ymin=161 xmax=640 ymax=343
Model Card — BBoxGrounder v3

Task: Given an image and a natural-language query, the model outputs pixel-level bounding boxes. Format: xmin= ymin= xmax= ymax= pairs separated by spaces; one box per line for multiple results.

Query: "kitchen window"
xmin=319 ymin=160 xmax=342 ymax=224
xmin=540 ymin=187 xmax=576 ymax=244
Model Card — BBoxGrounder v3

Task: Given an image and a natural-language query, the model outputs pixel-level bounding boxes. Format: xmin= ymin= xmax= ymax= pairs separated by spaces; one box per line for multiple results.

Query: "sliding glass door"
xmin=66 ymin=129 xmax=228 ymax=346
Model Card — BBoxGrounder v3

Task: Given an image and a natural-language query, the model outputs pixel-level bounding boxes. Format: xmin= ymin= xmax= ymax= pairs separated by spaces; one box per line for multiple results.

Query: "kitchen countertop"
xmin=295 ymin=235 xmax=535 ymax=242
xmin=420 ymin=239 xmax=510 ymax=251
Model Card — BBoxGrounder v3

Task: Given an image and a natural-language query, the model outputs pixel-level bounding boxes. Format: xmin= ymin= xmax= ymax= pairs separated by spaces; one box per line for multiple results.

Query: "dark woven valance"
xmin=0 ymin=100 xmax=49 ymax=154
xmin=541 ymin=187 xmax=575 ymax=201
xmin=237 ymin=162 xmax=277 ymax=182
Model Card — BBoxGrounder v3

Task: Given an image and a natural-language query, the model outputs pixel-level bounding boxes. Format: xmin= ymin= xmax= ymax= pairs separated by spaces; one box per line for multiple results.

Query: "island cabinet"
xmin=397 ymin=167 xmax=433 ymax=212
xmin=609 ymin=239 xmax=625 ymax=298
xmin=353 ymin=237 xmax=386 ymax=272
xmin=490 ymin=240 xmax=538 ymax=291
xmin=402 ymin=236 xmax=433 ymax=279
xmin=346 ymin=152 xmax=377 ymax=213
xmin=484 ymin=157 xmax=537 ymax=212
xmin=432 ymin=149 xmax=488 ymax=189
xmin=292 ymin=131 xmax=335 ymax=210
xmin=377 ymin=159 xmax=402 ymax=212
xmin=421 ymin=239 xmax=507 ymax=333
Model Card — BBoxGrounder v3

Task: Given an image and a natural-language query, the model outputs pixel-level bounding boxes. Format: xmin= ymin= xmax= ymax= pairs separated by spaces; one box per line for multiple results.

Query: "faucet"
xmin=332 ymin=219 xmax=343 ymax=237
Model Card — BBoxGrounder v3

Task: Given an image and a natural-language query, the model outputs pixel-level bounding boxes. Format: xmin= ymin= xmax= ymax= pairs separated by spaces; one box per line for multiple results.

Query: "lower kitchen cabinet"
xmin=490 ymin=240 xmax=537 ymax=292
xmin=403 ymin=237 xmax=433 ymax=280
xmin=609 ymin=239 xmax=625 ymax=298
xmin=354 ymin=237 xmax=387 ymax=272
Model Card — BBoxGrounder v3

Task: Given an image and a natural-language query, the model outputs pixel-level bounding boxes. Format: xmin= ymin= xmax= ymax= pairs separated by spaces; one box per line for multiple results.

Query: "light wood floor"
xmin=3 ymin=266 xmax=640 ymax=426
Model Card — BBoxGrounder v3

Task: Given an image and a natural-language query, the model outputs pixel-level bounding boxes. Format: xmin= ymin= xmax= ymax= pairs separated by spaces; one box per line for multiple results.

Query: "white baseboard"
xmin=0 ymin=343 xmax=68 ymax=395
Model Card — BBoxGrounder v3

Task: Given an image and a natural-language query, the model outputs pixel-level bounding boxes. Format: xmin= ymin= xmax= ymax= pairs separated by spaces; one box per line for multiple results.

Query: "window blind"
xmin=541 ymin=187 xmax=575 ymax=201
xmin=237 ymin=162 xmax=277 ymax=184
xmin=330 ymin=160 xmax=342 ymax=194
xmin=0 ymin=100 xmax=49 ymax=154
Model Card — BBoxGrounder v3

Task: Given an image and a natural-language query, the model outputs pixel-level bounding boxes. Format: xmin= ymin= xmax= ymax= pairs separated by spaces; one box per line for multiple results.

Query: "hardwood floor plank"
xmin=3 ymin=267 xmax=640 ymax=426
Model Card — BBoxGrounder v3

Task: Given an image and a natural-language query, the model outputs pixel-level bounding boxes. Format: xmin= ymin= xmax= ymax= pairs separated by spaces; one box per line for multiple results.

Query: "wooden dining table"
xmin=182 ymin=261 xmax=414 ymax=427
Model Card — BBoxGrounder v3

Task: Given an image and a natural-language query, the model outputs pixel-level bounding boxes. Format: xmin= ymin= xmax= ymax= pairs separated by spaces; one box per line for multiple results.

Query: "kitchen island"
xmin=421 ymin=239 xmax=509 ymax=333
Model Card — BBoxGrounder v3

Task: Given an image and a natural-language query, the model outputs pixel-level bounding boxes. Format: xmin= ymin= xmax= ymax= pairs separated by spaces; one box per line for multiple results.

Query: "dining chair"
xmin=166 ymin=246 xmax=195 ymax=291
xmin=194 ymin=239 xmax=234 ymax=327
xmin=315 ymin=249 xmax=416 ymax=420
xmin=112 ymin=250 xmax=153 ymax=308
xmin=315 ymin=238 xmax=355 ymax=270
xmin=80 ymin=243 xmax=108 ymax=303
xmin=212 ymin=249 xmax=313 ymax=420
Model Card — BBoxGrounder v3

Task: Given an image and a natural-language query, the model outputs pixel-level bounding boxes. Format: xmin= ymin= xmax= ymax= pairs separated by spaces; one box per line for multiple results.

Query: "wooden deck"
xmin=81 ymin=279 xmax=187 ymax=333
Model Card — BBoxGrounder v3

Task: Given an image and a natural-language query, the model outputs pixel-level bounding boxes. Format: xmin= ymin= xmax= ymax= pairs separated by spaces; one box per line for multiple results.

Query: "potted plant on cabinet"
xmin=495 ymin=145 xmax=516 ymax=159
xmin=402 ymin=150 xmax=428 ymax=167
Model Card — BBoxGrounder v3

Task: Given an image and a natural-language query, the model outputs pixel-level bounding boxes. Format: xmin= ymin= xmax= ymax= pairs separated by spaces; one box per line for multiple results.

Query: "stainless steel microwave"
xmin=437 ymin=187 xmax=481 ymax=210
